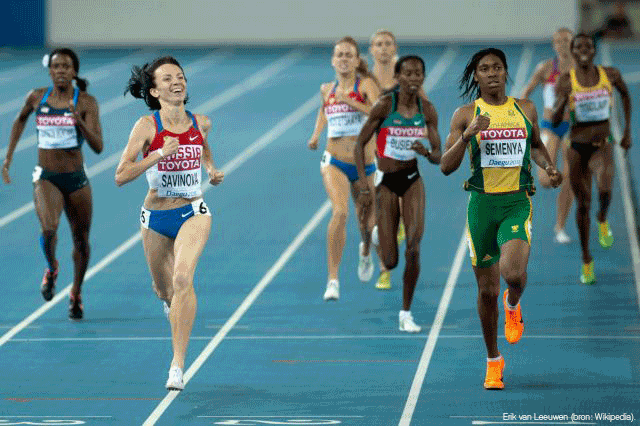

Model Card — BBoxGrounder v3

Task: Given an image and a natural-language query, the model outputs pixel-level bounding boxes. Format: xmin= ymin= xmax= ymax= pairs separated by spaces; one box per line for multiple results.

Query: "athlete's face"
xmin=332 ymin=42 xmax=359 ymax=75
xmin=571 ymin=36 xmax=595 ymax=67
xmin=474 ymin=54 xmax=507 ymax=95
xmin=150 ymin=64 xmax=187 ymax=104
xmin=396 ymin=59 xmax=424 ymax=94
xmin=48 ymin=54 xmax=75 ymax=88
xmin=552 ymin=30 xmax=572 ymax=57
xmin=370 ymin=34 xmax=397 ymax=65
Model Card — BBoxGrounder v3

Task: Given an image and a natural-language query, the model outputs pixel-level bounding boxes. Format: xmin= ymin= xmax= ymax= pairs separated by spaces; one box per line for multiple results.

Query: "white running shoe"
xmin=399 ymin=311 xmax=422 ymax=333
xmin=358 ymin=242 xmax=374 ymax=282
xmin=554 ymin=228 xmax=571 ymax=244
xmin=163 ymin=301 xmax=170 ymax=320
xmin=323 ymin=280 xmax=339 ymax=301
xmin=165 ymin=366 xmax=184 ymax=391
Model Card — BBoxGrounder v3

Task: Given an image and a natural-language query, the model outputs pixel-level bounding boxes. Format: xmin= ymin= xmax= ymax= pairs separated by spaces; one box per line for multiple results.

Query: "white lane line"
xmin=423 ymin=47 xmax=458 ymax=94
xmin=511 ymin=45 xmax=534 ymax=96
xmin=398 ymin=233 xmax=467 ymax=426
xmin=142 ymin=200 xmax=332 ymax=426
xmin=399 ymin=45 xmax=534 ymax=426
xmin=0 ymin=50 xmax=305 ymax=229
xmin=601 ymin=42 xmax=640 ymax=311
xmin=0 ymin=91 xmax=319 ymax=349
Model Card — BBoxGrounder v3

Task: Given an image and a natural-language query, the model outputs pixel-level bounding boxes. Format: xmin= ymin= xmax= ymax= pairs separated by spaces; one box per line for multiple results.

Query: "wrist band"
xmin=157 ymin=148 xmax=164 ymax=158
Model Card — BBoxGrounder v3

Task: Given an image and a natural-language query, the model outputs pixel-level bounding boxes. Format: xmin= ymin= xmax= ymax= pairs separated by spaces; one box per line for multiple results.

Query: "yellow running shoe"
xmin=484 ymin=356 xmax=505 ymax=390
xmin=598 ymin=221 xmax=614 ymax=248
xmin=397 ymin=222 xmax=405 ymax=244
xmin=580 ymin=261 xmax=596 ymax=285
xmin=375 ymin=271 xmax=391 ymax=290
xmin=503 ymin=290 xmax=524 ymax=344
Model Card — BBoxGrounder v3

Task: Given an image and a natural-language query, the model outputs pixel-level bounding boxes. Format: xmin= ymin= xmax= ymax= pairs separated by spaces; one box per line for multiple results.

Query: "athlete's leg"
xmin=321 ymin=165 xmax=351 ymax=282
xmin=567 ymin=146 xmax=593 ymax=264
xmin=375 ymin=184 xmax=400 ymax=270
xmin=398 ymin=178 xmax=425 ymax=311
xmin=351 ymin=172 xmax=376 ymax=254
xmin=473 ymin=264 xmax=501 ymax=359
xmin=500 ymin=240 xmax=530 ymax=306
xmin=63 ymin=185 xmax=93 ymax=298
xmin=555 ymin=141 xmax=574 ymax=233
xmin=141 ymin=228 xmax=175 ymax=306
xmin=590 ymin=144 xmax=614 ymax=223
xmin=33 ymin=179 xmax=64 ymax=270
xmin=169 ymin=214 xmax=211 ymax=369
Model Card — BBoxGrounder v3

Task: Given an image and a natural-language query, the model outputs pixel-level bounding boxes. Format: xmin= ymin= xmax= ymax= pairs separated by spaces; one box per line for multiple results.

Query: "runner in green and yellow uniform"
xmin=552 ymin=33 xmax=632 ymax=285
xmin=441 ymin=48 xmax=562 ymax=390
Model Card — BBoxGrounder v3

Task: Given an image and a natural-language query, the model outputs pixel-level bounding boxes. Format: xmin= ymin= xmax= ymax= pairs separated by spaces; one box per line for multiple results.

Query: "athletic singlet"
xmin=144 ymin=111 xmax=203 ymax=198
xmin=375 ymin=91 xmax=426 ymax=161
xmin=569 ymin=66 xmax=613 ymax=125
xmin=465 ymin=97 xmax=534 ymax=194
xmin=323 ymin=79 xmax=367 ymax=138
xmin=36 ymin=87 xmax=84 ymax=150
xmin=542 ymin=58 xmax=561 ymax=110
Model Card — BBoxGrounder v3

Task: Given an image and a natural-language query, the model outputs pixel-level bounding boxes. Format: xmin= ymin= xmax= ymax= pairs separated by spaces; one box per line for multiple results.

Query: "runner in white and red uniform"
xmin=117 ymin=56 xmax=224 ymax=391
xmin=2 ymin=48 xmax=103 ymax=320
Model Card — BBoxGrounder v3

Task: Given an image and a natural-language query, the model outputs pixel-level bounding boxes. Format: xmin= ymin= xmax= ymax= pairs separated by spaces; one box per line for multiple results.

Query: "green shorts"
xmin=466 ymin=191 xmax=532 ymax=268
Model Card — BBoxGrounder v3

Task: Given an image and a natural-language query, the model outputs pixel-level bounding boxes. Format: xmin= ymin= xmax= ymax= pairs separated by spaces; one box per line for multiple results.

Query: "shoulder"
xmin=134 ymin=115 xmax=156 ymax=132
xmin=421 ymin=98 xmax=438 ymax=120
xmin=320 ymin=82 xmax=333 ymax=95
xmin=194 ymin=113 xmax=211 ymax=132
xmin=360 ymin=76 xmax=378 ymax=91
xmin=555 ymin=72 xmax=572 ymax=88
xmin=28 ymin=87 xmax=48 ymax=104
xmin=77 ymin=91 xmax=99 ymax=108
xmin=602 ymin=66 xmax=622 ymax=81
xmin=514 ymin=98 xmax=538 ymax=122
xmin=535 ymin=58 xmax=553 ymax=75
xmin=451 ymin=103 xmax=475 ymax=126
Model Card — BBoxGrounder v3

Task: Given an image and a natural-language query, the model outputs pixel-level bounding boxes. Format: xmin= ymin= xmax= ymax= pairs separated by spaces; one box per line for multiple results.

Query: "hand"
xmin=161 ymin=136 xmax=180 ymax=157
xmin=209 ymin=169 xmax=224 ymax=186
xmin=546 ymin=166 xmax=562 ymax=188
xmin=410 ymin=140 xmax=430 ymax=158
xmin=68 ymin=100 xmax=83 ymax=125
xmin=463 ymin=113 xmax=491 ymax=141
xmin=308 ymin=136 xmax=319 ymax=150
xmin=1 ymin=160 xmax=10 ymax=184
xmin=620 ymin=134 xmax=631 ymax=150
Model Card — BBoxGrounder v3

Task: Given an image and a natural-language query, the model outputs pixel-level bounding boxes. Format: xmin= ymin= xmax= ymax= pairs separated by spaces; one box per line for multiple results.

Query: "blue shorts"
xmin=321 ymin=151 xmax=375 ymax=182
xmin=540 ymin=120 xmax=570 ymax=139
xmin=140 ymin=199 xmax=211 ymax=239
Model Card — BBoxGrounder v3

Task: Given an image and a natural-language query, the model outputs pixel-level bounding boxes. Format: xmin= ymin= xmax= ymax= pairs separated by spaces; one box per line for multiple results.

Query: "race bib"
xmin=479 ymin=128 xmax=527 ymax=168
xmin=573 ymin=89 xmax=611 ymax=122
xmin=325 ymin=103 xmax=365 ymax=138
xmin=382 ymin=127 xmax=424 ymax=161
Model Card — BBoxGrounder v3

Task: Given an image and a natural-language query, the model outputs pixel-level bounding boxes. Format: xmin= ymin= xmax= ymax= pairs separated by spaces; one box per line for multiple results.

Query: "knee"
xmin=331 ymin=207 xmax=348 ymax=226
xmin=382 ymin=252 xmax=399 ymax=270
xmin=404 ymin=242 xmax=420 ymax=261
xmin=152 ymin=281 xmax=172 ymax=301
xmin=478 ymin=285 xmax=500 ymax=303
xmin=502 ymin=268 xmax=526 ymax=289
xmin=172 ymin=272 xmax=193 ymax=294
xmin=72 ymin=234 xmax=90 ymax=256
xmin=577 ymin=197 xmax=591 ymax=213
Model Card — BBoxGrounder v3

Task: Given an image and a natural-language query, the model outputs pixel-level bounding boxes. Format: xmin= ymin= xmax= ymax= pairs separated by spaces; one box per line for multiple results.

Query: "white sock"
xmin=487 ymin=355 xmax=502 ymax=362
xmin=399 ymin=310 xmax=411 ymax=319
xmin=505 ymin=291 xmax=519 ymax=310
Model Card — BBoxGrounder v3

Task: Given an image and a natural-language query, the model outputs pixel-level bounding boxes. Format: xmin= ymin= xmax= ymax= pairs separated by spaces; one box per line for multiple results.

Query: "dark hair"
xmin=459 ymin=48 xmax=509 ymax=101
xmin=334 ymin=36 xmax=376 ymax=83
xmin=47 ymin=48 xmax=88 ymax=91
xmin=394 ymin=55 xmax=425 ymax=75
xmin=124 ymin=56 xmax=188 ymax=110
xmin=570 ymin=33 xmax=596 ymax=51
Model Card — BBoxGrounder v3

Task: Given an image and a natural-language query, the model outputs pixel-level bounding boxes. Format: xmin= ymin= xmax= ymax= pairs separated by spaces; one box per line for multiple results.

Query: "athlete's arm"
xmin=440 ymin=104 xmax=481 ymax=176
xmin=551 ymin=73 xmax=571 ymax=127
xmin=115 ymin=116 xmax=176 ymax=186
xmin=74 ymin=93 xmax=103 ymax=154
xmin=198 ymin=115 xmax=224 ymax=186
xmin=413 ymin=100 xmax=441 ymax=164
xmin=308 ymin=84 xmax=329 ymax=150
xmin=517 ymin=99 xmax=562 ymax=188
xmin=606 ymin=66 xmax=632 ymax=150
xmin=520 ymin=61 xmax=548 ymax=99
xmin=355 ymin=96 xmax=390 ymax=185
xmin=2 ymin=89 xmax=40 ymax=184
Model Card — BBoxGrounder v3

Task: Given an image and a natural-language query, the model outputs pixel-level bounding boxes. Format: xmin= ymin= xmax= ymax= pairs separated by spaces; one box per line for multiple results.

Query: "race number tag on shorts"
xmin=573 ymin=89 xmax=611 ymax=122
xmin=191 ymin=199 xmax=211 ymax=216
xmin=479 ymin=128 xmax=527 ymax=168
xmin=374 ymin=169 xmax=383 ymax=187
xmin=140 ymin=206 xmax=151 ymax=229
xmin=320 ymin=151 xmax=331 ymax=169
xmin=32 ymin=165 xmax=43 ymax=182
